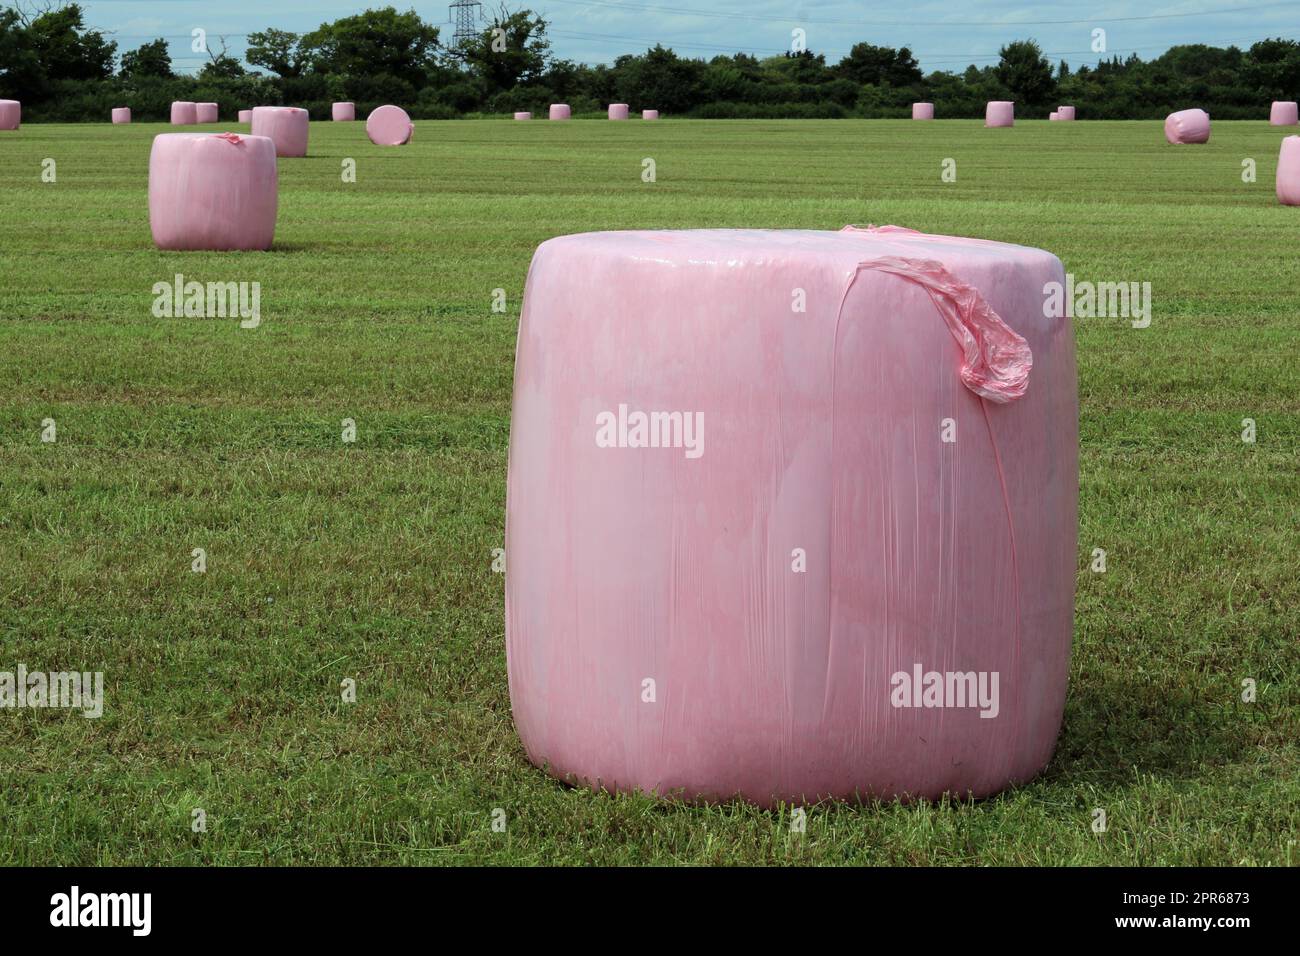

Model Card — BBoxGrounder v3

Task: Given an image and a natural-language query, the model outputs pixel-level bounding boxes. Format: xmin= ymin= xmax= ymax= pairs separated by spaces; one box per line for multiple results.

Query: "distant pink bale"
xmin=148 ymin=132 xmax=278 ymax=251
xmin=0 ymin=99 xmax=17 ymax=130
xmin=549 ymin=104 xmax=571 ymax=120
xmin=237 ymin=110 xmax=252 ymax=123
xmin=196 ymin=102 xmax=219 ymax=123
xmin=642 ymin=109 xmax=659 ymax=120
xmin=912 ymin=102 xmax=933 ymax=120
xmin=170 ymin=101 xmax=197 ymax=125
xmin=514 ymin=111 xmax=532 ymax=120
xmin=1277 ymin=136 xmax=1300 ymax=205
xmin=365 ymin=105 xmax=414 ymax=145
xmin=1049 ymin=112 xmax=1060 ymax=121
xmin=608 ymin=103 xmax=629 ymax=120
xmin=332 ymin=102 xmax=355 ymax=121
xmin=1165 ymin=108 xmax=1210 ymax=144
xmin=1057 ymin=105 xmax=1076 ymax=121
xmin=251 ymin=106 xmax=309 ymax=157
xmin=1270 ymin=101 xmax=1298 ymax=126
xmin=112 ymin=107 xmax=131 ymax=124
xmin=985 ymin=101 xmax=1014 ymax=127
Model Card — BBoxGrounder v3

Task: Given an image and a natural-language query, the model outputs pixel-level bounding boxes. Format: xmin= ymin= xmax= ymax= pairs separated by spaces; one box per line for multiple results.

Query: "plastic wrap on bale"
xmin=196 ymin=102 xmax=219 ymax=123
xmin=985 ymin=101 xmax=1014 ymax=127
xmin=111 ymin=107 xmax=131 ymax=124
xmin=549 ymin=103 xmax=571 ymax=121
xmin=642 ymin=110 xmax=659 ymax=120
xmin=251 ymin=106 xmax=309 ymax=157
xmin=514 ymin=111 xmax=532 ymax=120
xmin=912 ymin=103 xmax=933 ymax=120
xmin=608 ymin=103 xmax=629 ymax=120
xmin=1057 ymin=106 xmax=1076 ymax=121
xmin=1277 ymin=136 xmax=1300 ymax=205
xmin=365 ymin=105 xmax=413 ymax=145
xmin=505 ymin=225 xmax=1079 ymax=806
xmin=1270 ymin=101 xmax=1299 ymax=126
xmin=332 ymin=102 xmax=356 ymax=121
xmin=148 ymin=133 xmax=278 ymax=252
xmin=170 ymin=101 xmax=197 ymax=125
xmin=1165 ymin=109 xmax=1210 ymax=144
xmin=237 ymin=109 xmax=252 ymax=123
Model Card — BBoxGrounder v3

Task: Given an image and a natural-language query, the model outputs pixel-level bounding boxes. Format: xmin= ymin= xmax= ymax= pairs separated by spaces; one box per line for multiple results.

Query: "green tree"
xmin=995 ymin=39 xmax=1055 ymax=107
xmin=245 ymin=28 xmax=305 ymax=79
xmin=460 ymin=6 xmax=550 ymax=94
xmin=119 ymin=38 xmax=172 ymax=78
xmin=299 ymin=7 xmax=440 ymax=89
xmin=26 ymin=3 xmax=115 ymax=81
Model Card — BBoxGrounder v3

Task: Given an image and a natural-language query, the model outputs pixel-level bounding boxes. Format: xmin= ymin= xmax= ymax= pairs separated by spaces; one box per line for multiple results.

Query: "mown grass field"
xmin=0 ymin=118 xmax=1296 ymax=865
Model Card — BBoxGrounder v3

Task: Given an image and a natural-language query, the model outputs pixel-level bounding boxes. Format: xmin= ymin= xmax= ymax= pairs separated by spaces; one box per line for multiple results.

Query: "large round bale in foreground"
xmin=111 ymin=107 xmax=131 ymax=124
xmin=365 ymin=105 xmax=413 ymax=145
xmin=642 ymin=109 xmax=659 ymax=120
xmin=1057 ymin=105 xmax=1076 ymax=121
xmin=1270 ymin=101 xmax=1299 ymax=126
xmin=237 ymin=109 xmax=252 ymax=123
xmin=549 ymin=103 xmax=571 ymax=120
xmin=148 ymin=132 xmax=277 ymax=252
xmin=251 ymin=106 xmax=309 ymax=157
xmin=0 ymin=100 xmax=18 ymax=130
xmin=170 ymin=101 xmax=197 ymax=125
xmin=332 ymin=101 xmax=355 ymax=121
xmin=514 ymin=111 xmax=532 ymax=120
xmin=985 ymin=100 xmax=1014 ymax=127
xmin=506 ymin=225 xmax=1079 ymax=806
xmin=1165 ymin=108 xmax=1210 ymax=144
xmin=1277 ymin=136 xmax=1300 ymax=205
xmin=912 ymin=102 xmax=933 ymax=120
xmin=196 ymin=102 xmax=219 ymax=123
xmin=608 ymin=103 xmax=629 ymax=120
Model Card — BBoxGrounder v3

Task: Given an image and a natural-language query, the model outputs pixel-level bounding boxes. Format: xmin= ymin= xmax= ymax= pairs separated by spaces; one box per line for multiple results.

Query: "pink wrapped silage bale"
xmin=365 ymin=105 xmax=414 ymax=146
xmin=148 ymin=132 xmax=277 ymax=251
xmin=1276 ymin=136 xmax=1300 ymax=205
xmin=196 ymin=102 xmax=219 ymax=123
xmin=912 ymin=102 xmax=934 ymax=120
xmin=514 ymin=111 xmax=532 ymax=120
xmin=549 ymin=103 xmax=571 ymax=120
xmin=1270 ymin=101 xmax=1298 ymax=126
xmin=506 ymin=224 xmax=1079 ymax=806
xmin=1165 ymin=108 xmax=1210 ymax=144
xmin=170 ymin=101 xmax=198 ymax=125
xmin=608 ymin=103 xmax=629 ymax=120
xmin=1057 ymin=105 xmax=1076 ymax=121
xmin=0 ymin=99 xmax=18 ymax=130
xmin=237 ymin=109 xmax=252 ymax=124
xmin=985 ymin=101 xmax=1015 ymax=127
xmin=112 ymin=107 xmax=131 ymax=124
xmin=642 ymin=109 xmax=659 ymax=120
xmin=251 ymin=106 xmax=309 ymax=157
xmin=332 ymin=101 xmax=355 ymax=121
xmin=1049 ymin=112 xmax=1060 ymax=121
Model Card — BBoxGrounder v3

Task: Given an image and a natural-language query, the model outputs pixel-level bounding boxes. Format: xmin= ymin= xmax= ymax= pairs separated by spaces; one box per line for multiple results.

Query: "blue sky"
xmin=75 ymin=0 xmax=1300 ymax=75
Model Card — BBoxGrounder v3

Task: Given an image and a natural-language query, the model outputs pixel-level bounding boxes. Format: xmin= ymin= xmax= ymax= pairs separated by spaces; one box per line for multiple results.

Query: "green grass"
xmin=0 ymin=118 xmax=1297 ymax=865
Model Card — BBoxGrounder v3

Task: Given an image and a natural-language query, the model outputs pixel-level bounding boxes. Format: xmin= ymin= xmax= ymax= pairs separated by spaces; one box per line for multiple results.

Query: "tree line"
xmin=3 ymin=2 xmax=1298 ymax=122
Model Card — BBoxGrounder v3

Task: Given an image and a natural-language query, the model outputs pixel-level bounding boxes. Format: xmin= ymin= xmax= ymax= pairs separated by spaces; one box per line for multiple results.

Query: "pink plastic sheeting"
xmin=1049 ymin=112 xmax=1060 ymax=121
xmin=251 ymin=106 xmax=309 ymax=157
xmin=332 ymin=101 xmax=355 ymax=121
xmin=148 ymin=133 xmax=277 ymax=251
xmin=549 ymin=103 xmax=571 ymax=120
xmin=608 ymin=103 xmax=629 ymax=120
xmin=912 ymin=102 xmax=934 ymax=120
xmin=1057 ymin=106 xmax=1076 ymax=121
xmin=514 ymin=111 xmax=532 ymax=120
xmin=1270 ymin=101 xmax=1299 ymax=126
xmin=1277 ymin=136 xmax=1300 ymax=205
xmin=196 ymin=102 xmax=219 ymax=123
xmin=642 ymin=109 xmax=659 ymax=120
xmin=0 ymin=100 xmax=17 ymax=130
xmin=365 ymin=105 xmax=413 ymax=146
xmin=985 ymin=101 xmax=1014 ymax=127
xmin=1165 ymin=108 xmax=1210 ymax=144
xmin=237 ymin=110 xmax=252 ymax=123
xmin=506 ymin=225 xmax=1078 ymax=806
xmin=112 ymin=107 xmax=131 ymax=124
xmin=170 ymin=101 xmax=197 ymax=125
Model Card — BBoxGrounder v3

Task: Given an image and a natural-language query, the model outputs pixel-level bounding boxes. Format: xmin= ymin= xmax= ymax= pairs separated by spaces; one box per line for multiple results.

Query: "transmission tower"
xmin=449 ymin=0 xmax=483 ymax=47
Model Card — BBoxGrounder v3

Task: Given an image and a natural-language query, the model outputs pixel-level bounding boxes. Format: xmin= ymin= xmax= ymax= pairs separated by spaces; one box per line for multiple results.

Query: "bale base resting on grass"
xmin=148 ymin=132 xmax=277 ymax=252
xmin=1277 ymin=136 xmax=1300 ymax=205
xmin=514 ymin=112 xmax=532 ymax=120
xmin=1165 ymin=108 xmax=1210 ymax=144
xmin=1057 ymin=105 xmax=1076 ymax=121
xmin=237 ymin=109 xmax=252 ymax=124
xmin=912 ymin=102 xmax=933 ymax=120
xmin=549 ymin=103 xmax=571 ymax=120
xmin=0 ymin=99 xmax=17 ymax=130
xmin=196 ymin=102 xmax=219 ymax=123
xmin=642 ymin=109 xmax=659 ymax=120
xmin=251 ymin=106 xmax=309 ymax=157
xmin=506 ymin=224 xmax=1078 ymax=806
xmin=365 ymin=105 xmax=414 ymax=146
xmin=111 ymin=107 xmax=130 ymax=124
xmin=1270 ymin=101 xmax=1299 ymax=126
xmin=985 ymin=101 xmax=1014 ymax=127
xmin=332 ymin=102 xmax=355 ymax=121
xmin=608 ymin=103 xmax=629 ymax=120
xmin=170 ymin=101 xmax=197 ymax=125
